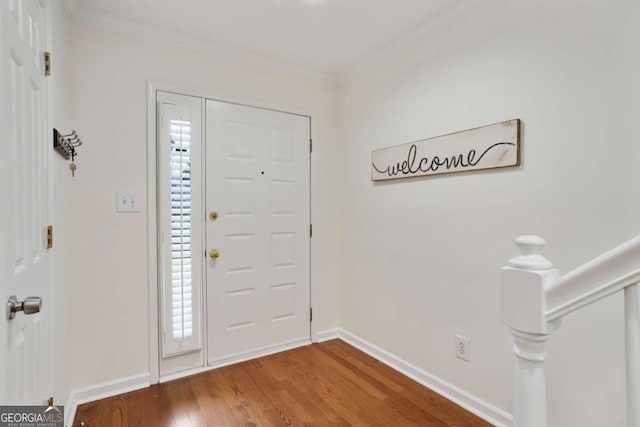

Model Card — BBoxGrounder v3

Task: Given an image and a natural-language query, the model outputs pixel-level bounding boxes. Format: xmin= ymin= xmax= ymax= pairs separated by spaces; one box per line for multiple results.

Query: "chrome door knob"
xmin=6 ymin=295 xmax=42 ymax=320
xmin=23 ymin=296 xmax=42 ymax=315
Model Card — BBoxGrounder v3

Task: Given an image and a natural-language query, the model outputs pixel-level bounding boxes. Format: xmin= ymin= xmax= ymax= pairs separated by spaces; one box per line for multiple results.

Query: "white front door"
xmin=0 ymin=0 xmax=51 ymax=404
xmin=205 ymin=100 xmax=311 ymax=365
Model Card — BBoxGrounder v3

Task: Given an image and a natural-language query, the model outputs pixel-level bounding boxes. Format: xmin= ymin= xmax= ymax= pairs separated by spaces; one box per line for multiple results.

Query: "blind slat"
xmin=168 ymin=119 xmax=194 ymax=341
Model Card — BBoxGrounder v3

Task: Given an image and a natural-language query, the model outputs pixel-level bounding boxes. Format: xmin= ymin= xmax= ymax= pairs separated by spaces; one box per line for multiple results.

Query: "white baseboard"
xmin=335 ymin=329 xmax=513 ymax=427
xmin=64 ymin=372 xmax=150 ymax=425
xmin=64 ymin=392 xmax=75 ymax=426
xmin=315 ymin=327 xmax=340 ymax=342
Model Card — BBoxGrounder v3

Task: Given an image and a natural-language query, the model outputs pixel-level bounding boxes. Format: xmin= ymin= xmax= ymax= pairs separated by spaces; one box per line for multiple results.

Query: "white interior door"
xmin=0 ymin=0 xmax=51 ymax=404
xmin=206 ymin=100 xmax=311 ymax=366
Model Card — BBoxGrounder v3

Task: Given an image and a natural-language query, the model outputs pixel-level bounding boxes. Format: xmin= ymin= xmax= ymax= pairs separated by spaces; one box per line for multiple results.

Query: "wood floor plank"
xmin=265 ymin=348 xmax=414 ymax=427
xmin=222 ymin=360 xmax=297 ymax=426
xmin=208 ymin=369 xmax=261 ymax=426
xmin=74 ymin=340 xmax=493 ymax=427
xmin=277 ymin=378 xmax=339 ymax=425
xmin=109 ymin=395 xmax=128 ymax=427
xmin=316 ymin=343 xmax=450 ymax=426
xmin=325 ymin=341 xmax=487 ymax=426
xmin=277 ymin=350 xmax=383 ymax=426
xmin=321 ymin=341 xmax=406 ymax=393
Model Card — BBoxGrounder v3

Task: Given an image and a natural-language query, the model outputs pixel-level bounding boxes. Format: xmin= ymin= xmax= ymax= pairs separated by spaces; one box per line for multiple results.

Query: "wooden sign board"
xmin=371 ymin=119 xmax=520 ymax=181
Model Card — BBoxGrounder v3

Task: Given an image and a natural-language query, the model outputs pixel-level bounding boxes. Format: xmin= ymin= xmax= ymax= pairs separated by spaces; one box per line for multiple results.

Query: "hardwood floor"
xmin=74 ymin=339 xmax=492 ymax=426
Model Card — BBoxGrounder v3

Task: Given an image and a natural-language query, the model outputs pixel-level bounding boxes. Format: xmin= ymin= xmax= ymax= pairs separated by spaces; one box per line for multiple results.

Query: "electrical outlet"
xmin=455 ymin=335 xmax=471 ymax=362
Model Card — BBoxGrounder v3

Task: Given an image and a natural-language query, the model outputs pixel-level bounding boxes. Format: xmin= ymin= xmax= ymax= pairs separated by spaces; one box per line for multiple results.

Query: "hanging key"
xmin=69 ymin=147 xmax=77 ymax=177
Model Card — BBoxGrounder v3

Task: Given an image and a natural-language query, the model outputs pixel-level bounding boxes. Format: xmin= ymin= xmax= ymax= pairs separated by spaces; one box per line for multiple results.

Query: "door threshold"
xmin=208 ymin=338 xmax=312 ymax=369
xmin=159 ymin=338 xmax=311 ymax=383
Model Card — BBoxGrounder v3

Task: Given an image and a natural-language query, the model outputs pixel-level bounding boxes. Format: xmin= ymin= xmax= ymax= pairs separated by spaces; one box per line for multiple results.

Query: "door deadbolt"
xmin=6 ymin=295 xmax=42 ymax=320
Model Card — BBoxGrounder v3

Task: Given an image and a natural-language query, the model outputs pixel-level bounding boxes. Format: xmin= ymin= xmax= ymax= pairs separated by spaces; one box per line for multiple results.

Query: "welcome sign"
xmin=371 ymin=119 xmax=520 ymax=181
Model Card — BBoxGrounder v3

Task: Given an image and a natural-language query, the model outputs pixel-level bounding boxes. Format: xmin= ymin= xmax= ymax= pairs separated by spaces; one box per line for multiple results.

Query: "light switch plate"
xmin=116 ymin=192 xmax=140 ymax=212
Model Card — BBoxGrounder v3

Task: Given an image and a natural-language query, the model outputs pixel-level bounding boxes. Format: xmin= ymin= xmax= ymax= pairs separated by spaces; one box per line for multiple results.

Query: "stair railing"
xmin=501 ymin=235 xmax=640 ymax=427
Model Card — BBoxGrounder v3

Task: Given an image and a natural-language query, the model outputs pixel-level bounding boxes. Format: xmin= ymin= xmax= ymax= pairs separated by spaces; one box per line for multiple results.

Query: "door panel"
xmin=1 ymin=0 xmax=50 ymax=404
xmin=206 ymin=100 xmax=310 ymax=365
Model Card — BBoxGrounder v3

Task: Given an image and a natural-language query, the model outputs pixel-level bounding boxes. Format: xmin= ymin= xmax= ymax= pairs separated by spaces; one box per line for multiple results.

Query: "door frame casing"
xmin=146 ymin=81 xmax=319 ymax=384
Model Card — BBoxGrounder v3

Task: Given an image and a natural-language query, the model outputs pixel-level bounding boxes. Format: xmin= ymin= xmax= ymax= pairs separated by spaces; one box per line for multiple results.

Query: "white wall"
xmin=62 ymin=1 xmax=640 ymax=424
xmin=338 ymin=0 xmax=639 ymax=426
xmin=67 ymin=21 xmax=341 ymax=390
xmin=50 ymin=0 xmax=72 ymax=408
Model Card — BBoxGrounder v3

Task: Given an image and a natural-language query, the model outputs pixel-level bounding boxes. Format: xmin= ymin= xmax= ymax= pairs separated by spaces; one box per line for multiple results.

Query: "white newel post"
xmin=626 ymin=282 xmax=640 ymax=427
xmin=501 ymin=236 xmax=561 ymax=427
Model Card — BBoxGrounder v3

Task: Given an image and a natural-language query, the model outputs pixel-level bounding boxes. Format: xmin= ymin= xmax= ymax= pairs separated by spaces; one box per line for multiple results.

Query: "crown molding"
xmin=63 ymin=0 xmax=496 ymax=86
xmin=339 ymin=0 xmax=497 ymax=83
xmin=65 ymin=5 xmax=340 ymax=86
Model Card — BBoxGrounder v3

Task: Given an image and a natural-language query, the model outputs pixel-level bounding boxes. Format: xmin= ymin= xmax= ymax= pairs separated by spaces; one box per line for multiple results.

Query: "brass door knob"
xmin=209 ymin=211 xmax=218 ymax=221
xmin=209 ymin=249 xmax=220 ymax=259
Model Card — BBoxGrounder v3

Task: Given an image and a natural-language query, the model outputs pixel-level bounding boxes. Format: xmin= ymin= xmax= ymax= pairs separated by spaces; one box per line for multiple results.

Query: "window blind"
xmin=170 ymin=120 xmax=193 ymax=340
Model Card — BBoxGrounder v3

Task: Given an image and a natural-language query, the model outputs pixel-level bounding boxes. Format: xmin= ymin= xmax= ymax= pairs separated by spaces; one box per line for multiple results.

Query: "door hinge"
xmin=310 ymin=139 xmax=312 ymax=153
xmin=46 ymin=226 xmax=53 ymax=249
xmin=310 ymin=224 xmax=313 ymax=238
xmin=44 ymin=52 xmax=51 ymax=76
xmin=310 ymin=308 xmax=313 ymax=322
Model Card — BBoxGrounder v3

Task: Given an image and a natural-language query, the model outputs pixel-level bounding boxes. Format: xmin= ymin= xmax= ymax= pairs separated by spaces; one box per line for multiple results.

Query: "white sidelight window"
xmin=158 ymin=92 xmax=203 ymax=357
xmin=170 ymin=119 xmax=193 ymax=340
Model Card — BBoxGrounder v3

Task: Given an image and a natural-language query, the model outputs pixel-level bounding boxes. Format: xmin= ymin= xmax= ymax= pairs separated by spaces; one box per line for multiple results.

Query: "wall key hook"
xmin=53 ymin=128 xmax=83 ymax=177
